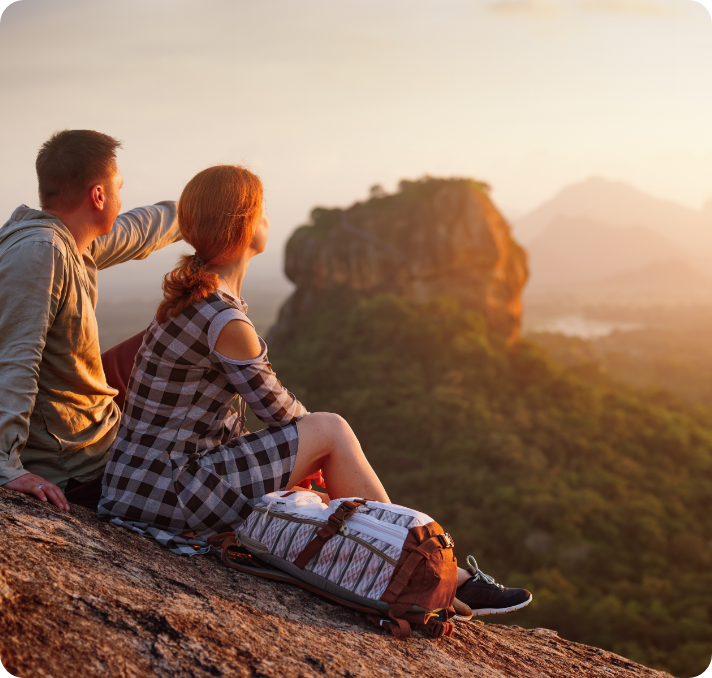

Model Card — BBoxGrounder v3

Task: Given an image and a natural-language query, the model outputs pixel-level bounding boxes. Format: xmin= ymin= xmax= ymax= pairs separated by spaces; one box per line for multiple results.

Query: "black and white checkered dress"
xmin=98 ymin=290 xmax=307 ymax=555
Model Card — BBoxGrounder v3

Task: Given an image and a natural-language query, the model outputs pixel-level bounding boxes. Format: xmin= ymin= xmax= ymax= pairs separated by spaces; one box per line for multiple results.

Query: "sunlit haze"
xmin=2 ymin=0 xmax=712 ymax=310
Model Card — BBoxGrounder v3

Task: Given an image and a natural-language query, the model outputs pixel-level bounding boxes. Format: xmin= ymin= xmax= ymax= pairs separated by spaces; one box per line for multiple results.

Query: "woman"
xmin=99 ymin=165 xmax=530 ymax=617
xmin=99 ymin=166 xmax=388 ymax=553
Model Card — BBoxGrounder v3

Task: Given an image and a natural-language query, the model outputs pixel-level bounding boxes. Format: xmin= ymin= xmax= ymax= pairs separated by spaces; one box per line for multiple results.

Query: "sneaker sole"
xmin=453 ymin=593 xmax=533 ymax=620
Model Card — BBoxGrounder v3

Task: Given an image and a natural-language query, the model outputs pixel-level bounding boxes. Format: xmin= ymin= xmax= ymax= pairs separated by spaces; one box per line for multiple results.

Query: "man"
xmin=0 ymin=129 xmax=181 ymax=510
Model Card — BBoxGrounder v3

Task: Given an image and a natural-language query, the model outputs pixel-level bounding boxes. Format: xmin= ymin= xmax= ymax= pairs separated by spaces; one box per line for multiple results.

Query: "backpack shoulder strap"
xmin=293 ymin=499 xmax=367 ymax=569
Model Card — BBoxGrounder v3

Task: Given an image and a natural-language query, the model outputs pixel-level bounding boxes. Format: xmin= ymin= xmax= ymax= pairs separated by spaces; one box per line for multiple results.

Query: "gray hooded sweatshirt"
xmin=0 ymin=202 xmax=180 ymax=489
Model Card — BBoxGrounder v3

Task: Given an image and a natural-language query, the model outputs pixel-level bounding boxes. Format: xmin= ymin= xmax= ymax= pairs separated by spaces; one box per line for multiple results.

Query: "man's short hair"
xmin=36 ymin=130 xmax=122 ymax=211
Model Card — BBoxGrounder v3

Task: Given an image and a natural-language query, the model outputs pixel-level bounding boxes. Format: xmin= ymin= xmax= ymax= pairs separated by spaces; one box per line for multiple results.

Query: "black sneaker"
xmin=455 ymin=556 xmax=532 ymax=617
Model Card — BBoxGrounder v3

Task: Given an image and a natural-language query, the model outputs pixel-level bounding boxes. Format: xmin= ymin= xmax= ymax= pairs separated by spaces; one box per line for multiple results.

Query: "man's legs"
xmin=60 ymin=330 xmax=147 ymax=512
xmin=64 ymin=476 xmax=104 ymax=509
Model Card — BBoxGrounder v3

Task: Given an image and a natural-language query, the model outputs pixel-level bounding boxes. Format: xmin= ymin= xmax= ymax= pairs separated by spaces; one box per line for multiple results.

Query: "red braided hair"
xmin=156 ymin=165 xmax=263 ymax=324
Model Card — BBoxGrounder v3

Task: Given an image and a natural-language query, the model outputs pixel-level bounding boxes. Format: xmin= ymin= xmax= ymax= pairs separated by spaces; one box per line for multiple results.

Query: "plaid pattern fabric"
xmin=98 ymin=291 xmax=306 ymax=556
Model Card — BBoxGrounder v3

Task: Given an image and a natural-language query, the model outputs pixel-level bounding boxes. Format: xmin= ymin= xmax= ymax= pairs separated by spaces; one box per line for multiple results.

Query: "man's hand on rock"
xmin=4 ymin=474 xmax=70 ymax=510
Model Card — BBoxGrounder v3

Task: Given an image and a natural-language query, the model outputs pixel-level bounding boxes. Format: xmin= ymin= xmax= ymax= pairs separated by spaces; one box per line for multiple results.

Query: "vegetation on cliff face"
xmin=265 ymin=290 xmax=712 ymax=678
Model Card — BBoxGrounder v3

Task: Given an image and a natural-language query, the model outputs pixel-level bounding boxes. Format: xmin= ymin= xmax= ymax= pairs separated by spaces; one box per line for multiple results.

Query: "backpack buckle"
xmin=438 ymin=533 xmax=455 ymax=549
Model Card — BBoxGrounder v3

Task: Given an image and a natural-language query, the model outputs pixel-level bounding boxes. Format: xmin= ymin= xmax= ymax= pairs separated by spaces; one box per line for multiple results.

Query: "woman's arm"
xmin=213 ymin=319 xmax=307 ymax=427
xmin=217 ymin=319 xmax=325 ymax=490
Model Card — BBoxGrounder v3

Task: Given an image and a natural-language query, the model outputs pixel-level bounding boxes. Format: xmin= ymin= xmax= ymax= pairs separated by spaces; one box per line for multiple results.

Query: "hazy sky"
xmin=1 ymin=0 xmax=712 ymax=282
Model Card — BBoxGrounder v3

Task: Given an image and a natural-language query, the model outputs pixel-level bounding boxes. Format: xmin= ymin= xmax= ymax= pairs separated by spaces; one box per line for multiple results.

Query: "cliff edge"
xmin=0 ymin=488 xmax=672 ymax=678
xmin=272 ymin=178 xmax=528 ymax=343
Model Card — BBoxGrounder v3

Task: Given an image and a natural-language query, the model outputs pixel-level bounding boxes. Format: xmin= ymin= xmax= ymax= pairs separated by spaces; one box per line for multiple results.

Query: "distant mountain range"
xmin=558 ymin=259 xmax=712 ymax=307
xmin=526 ymin=216 xmax=685 ymax=287
xmin=514 ymin=176 xmax=712 ymax=253
xmin=514 ymin=177 xmax=712 ymax=305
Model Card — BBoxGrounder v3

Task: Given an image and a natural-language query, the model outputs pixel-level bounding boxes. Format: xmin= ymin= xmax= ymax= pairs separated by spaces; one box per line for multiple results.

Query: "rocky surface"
xmin=0 ymin=488 xmax=673 ymax=678
xmin=273 ymin=178 xmax=528 ymax=343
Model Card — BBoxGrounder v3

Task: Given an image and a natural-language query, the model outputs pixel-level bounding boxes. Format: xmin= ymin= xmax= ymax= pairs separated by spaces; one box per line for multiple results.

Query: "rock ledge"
xmin=0 ymin=489 xmax=672 ymax=678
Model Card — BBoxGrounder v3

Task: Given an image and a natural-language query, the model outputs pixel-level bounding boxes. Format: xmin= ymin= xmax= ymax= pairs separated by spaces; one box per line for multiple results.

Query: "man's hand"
xmin=3 ymin=474 xmax=70 ymax=510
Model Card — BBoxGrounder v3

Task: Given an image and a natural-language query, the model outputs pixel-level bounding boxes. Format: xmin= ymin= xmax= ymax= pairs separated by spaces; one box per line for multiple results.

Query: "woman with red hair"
xmin=99 ymin=165 xmax=531 ymax=619
xmin=98 ymin=166 xmax=532 ymax=623
xmin=98 ymin=166 xmax=389 ymax=555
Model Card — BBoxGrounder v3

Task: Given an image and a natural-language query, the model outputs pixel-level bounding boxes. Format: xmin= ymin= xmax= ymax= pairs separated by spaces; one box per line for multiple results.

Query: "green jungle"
xmin=252 ymin=290 xmax=712 ymax=678
xmin=530 ymin=308 xmax=712 ymax=418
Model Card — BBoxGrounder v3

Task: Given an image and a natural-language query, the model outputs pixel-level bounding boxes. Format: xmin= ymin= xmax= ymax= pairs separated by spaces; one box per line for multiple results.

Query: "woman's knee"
xmin=297 ymin=412 xmax=354 ymax=454
xmin=298 ymin=411 xmax=349 ymax=437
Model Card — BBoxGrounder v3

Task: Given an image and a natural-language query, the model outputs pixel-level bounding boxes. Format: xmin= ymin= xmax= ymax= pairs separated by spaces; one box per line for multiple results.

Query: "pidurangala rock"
xmin=0 ymin=488 xmax=672 ymax=678
xmin=271 ymin=177 xmax=528 ymax=343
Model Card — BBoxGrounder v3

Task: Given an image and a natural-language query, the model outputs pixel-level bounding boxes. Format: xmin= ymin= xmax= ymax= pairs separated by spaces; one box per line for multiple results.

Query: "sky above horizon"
xmin=1 ymin=0 xmax=712 ymax=281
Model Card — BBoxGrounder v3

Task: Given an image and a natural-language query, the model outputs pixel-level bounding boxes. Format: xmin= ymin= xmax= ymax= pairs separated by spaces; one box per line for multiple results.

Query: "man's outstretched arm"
xmin=90 ymin=200 xmax=181 ymax=270
xmin=0 ymin=240 xmax=69 ymax=510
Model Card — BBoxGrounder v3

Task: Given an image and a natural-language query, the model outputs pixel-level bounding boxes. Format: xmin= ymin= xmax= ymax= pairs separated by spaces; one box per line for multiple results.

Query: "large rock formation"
xmin=273 ymin=178 xmax=528 ymax=343
xmin=0 ymin=488 xmax=673 ymax=678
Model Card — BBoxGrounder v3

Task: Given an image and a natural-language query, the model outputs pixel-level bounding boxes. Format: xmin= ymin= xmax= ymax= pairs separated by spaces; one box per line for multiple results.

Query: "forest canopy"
xmin=264 ymin=290 xmax=712 ymax=678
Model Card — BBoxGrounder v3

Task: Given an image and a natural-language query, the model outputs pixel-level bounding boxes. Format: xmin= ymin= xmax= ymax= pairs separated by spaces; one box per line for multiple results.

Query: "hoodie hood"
xmin=0 ymin=205 xmax=82 ymax=263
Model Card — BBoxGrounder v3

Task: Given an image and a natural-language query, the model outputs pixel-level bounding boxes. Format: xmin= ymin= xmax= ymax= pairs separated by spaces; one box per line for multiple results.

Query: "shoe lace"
xmin=466 ymin=555 xmax=504 ymax=590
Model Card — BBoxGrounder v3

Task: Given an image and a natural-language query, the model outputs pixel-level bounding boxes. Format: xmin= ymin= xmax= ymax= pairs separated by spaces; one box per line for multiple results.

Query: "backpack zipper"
xmin=248 ymin=507 xmax=399 ymax=566
xmin=258 ymin=503 xmax=408 ymax=543
xmin=362 ymin=501 xmax=431 ymax=521
xmin=347 ymin=513 xmax=408 ymax=542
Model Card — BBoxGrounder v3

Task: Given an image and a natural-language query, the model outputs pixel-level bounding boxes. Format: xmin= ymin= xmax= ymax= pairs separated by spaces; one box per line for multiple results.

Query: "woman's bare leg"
xmin=458 ymin=568 xmax=471 ymax=586
xmin=289 ymin=415 xmax=476 ymax=584
xmin=288 ymin=412 xmax=389 ymax=503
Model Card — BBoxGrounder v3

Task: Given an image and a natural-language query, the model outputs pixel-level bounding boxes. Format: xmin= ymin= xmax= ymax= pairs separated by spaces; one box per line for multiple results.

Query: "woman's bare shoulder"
xmin=214 ymin=319 xmax=262 ymax=361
